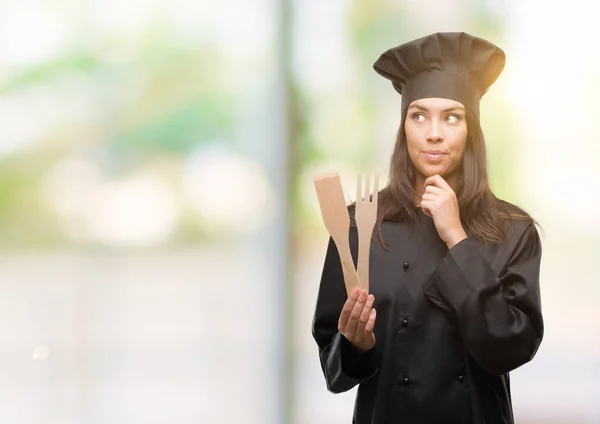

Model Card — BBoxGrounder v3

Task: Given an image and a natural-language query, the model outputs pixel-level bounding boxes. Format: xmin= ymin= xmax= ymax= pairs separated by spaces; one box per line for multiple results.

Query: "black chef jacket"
xmin=312 ymin=206 xmax=544 ymax=424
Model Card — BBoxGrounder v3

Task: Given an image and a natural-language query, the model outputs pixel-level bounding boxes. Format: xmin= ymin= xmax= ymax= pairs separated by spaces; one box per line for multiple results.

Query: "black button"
xmin=402 ymin=376 xmax=410 ymax=385
xmin=403 ymin=261 xmax=409 ymax=271
xmin=458 ymin=375 xmax=464 ymax=383
xmin=401 ymin=318 xmax=408 ymax=327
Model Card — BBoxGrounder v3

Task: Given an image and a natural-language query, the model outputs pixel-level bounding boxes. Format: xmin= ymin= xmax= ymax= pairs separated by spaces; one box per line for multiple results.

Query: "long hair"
xmin=368 ymin=107 xmax=536 ymax=249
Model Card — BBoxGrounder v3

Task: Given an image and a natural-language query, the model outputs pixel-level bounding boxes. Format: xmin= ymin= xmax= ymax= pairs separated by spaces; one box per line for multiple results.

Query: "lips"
xmin=422 ymin=151 xmax=447 ymax=162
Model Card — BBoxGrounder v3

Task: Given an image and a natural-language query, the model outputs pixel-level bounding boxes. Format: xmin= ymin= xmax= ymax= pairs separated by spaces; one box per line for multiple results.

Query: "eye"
xmin=412 ymin=112 xmax=426 ymax=122
xmin=445 ymin=114 xmax=461 ymax=124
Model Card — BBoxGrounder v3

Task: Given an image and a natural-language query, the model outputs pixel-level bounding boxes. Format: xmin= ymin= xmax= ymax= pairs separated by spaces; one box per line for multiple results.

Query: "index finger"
xmin=339 ymin=287 xmax=360 ymax=328
xmin=424 ymin=174 xmax=452 ymax=191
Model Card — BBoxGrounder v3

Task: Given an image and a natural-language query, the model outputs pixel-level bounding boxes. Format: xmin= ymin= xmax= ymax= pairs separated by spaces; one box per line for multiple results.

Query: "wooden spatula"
xmin=313 ymin=172 xmax=361 ymax=297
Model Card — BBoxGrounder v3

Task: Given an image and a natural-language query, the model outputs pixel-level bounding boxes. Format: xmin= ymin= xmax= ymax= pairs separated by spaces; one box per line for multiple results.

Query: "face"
xmin=404 ymin=97 xmax=467 ymax=181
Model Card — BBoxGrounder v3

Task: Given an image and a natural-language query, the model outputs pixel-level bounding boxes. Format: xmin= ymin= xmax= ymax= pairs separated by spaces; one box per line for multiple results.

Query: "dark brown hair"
xmin=364 ymin=107 xmax=536 ymax=249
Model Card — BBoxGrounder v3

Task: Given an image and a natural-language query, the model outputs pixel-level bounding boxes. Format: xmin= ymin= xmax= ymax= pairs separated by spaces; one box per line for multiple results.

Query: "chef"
xmin=312 ymin=32 xmax=544 ymax=424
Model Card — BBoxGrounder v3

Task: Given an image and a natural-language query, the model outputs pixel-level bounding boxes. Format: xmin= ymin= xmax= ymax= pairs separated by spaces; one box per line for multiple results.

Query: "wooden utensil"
xmin=313 ymin=172 xmax=361 ymax=297
xmin=355 ymin=171 xmax=379 ymax=293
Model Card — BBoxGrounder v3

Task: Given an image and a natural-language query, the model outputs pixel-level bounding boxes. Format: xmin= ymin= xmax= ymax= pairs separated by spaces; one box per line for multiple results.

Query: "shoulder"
xmin=494 ymin=198 xmax=540 ymax=237
xmin=497 ymin=208 xmax=542 ymax=264
xmin=466 ymin=198 xmax=542 ymax=260
xmin=503 ymin=218 xmax=540 ymax=248
xmin=496 ymin=198 xmax=534 ymax=221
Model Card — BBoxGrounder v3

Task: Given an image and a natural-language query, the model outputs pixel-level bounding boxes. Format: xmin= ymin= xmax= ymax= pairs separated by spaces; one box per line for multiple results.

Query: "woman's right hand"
xmin=338 ymin=287 xmax=377 ymax=353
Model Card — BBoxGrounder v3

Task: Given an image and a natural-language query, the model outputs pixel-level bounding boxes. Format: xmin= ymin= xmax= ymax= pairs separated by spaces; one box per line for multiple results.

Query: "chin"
xmin=419 ymin=164 xmax=449 ymax=178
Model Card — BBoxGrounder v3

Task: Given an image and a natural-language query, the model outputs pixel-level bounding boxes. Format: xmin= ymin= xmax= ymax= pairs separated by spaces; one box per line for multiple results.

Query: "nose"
xmin=426 ymin=119 xmax=444 ymax=142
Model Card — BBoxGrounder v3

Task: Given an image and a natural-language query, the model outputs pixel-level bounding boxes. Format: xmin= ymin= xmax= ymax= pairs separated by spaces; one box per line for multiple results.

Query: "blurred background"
xmin=0 ymin=0 xmax=598 ymax=423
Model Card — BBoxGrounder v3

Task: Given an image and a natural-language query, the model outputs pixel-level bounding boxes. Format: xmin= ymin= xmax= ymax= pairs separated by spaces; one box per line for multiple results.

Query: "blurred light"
xmin=88 ymin=0 xmax=153 ymax=38
xmin=83 ymin=171 xmax=179 ymax=246
xmin=214 ymin=0 xmax=271 ymax=59
xmin=212 ymin=0 xmax=274 ymax=93
xmin=44 ymin=159 xmax=179 ymax=246
xmin=32 ymin=345 xmax=50 ymax=361
xmin=163 ymin=0 xmax=214 ymax=43
xmin=293 ymin=0 xmax=354 ymax=92
xmin=43 ymin=156 xmax=103 ymax=217
xmin=0 ymin=5 xmax=64 ymax=68
xmin=505 ymin=0 xmax=600 ymax=235
xmin=0 ymin=88 xmax=59 ymax=157
xmin=183 ymin=149 xmax=274 ymax=236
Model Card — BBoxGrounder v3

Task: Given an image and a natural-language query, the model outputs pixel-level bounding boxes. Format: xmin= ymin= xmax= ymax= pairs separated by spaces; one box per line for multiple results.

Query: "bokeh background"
xmin=0 ymin=0 xmax=599 ymax=423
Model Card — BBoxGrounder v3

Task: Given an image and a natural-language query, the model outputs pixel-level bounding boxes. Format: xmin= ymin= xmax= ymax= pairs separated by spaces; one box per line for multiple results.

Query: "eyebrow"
xmin=408 ymin=104 xmax=465 ymax=113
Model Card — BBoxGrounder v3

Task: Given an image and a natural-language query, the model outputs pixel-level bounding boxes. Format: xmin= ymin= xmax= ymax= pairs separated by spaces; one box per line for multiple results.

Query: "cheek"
xmin=405 ymin=137 xmax=421 ymax=165
xmin=404 ymin=125 xmax=422 ymax=154
xmin=453 ymin=142 xmax=466 ymax=158
xmin=449 ymin=130 xmax=467 ymax=158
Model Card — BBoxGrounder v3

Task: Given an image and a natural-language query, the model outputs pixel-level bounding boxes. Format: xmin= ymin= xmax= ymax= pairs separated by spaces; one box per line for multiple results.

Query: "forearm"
xmin=425 ymin=235 xmax=544 ymax=375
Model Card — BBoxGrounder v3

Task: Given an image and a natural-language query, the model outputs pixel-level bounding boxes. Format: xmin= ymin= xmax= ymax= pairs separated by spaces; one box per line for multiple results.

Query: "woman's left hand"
xmin=420 ymin=174 xmax=468 ymax=249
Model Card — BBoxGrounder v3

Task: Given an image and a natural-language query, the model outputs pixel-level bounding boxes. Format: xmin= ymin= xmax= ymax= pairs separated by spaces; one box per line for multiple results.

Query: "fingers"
xmin=421 ymin=178 xmax=456 ymax=214
xmin=355 ymin=294 xmax=375 ymax=337
xmin=423 ymin=174 xmax=452 ymax=191
xmin=424 ymin=185 xmax=444 ymax=195
xmin=338 ymin=287 xmax=360 ymax=331
xmin=420 ymin=199 xmax=433 ymax=217
xmin=420 ymin=199 xmax=434 ymax=208
xmin=364 ymin=308 xmax=377 ymax=333
xmin=339 ymin=288 xmax=377 ymax=352
xmin=345 ymin=290 xmax=368 ymax=339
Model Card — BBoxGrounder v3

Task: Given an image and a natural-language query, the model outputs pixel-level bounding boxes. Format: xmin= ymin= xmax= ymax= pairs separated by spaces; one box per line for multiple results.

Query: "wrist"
xmin=355 ymin=345 xmax=369 ymax=354
xmin=445 ymin=229 xmax=468 ymax=249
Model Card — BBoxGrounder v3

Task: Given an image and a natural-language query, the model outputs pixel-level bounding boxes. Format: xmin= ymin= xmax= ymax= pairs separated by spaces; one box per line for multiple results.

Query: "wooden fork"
xmin=355 ymin=171 xmax=379 ymax=293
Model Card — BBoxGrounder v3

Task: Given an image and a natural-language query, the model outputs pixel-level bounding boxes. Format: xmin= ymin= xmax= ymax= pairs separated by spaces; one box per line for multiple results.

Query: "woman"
xmin=312 ymin=32 xmax=544 ymax=424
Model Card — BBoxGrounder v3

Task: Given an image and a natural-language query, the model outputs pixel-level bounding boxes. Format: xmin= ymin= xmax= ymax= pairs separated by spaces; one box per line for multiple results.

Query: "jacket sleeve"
xmin=311 ymin=236 xmax=379 ymax=394
xmin=424 ymin=221 xmax=544 ymax=375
